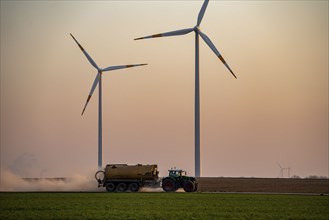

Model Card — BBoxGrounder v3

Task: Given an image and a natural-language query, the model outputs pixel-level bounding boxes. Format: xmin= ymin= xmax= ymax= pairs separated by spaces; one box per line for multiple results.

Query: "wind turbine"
xmin=277 ymin=163 xmax=284 ymax=178
xmin=70 ymin=33 xmax=147 ymax=170
xmin=277 ymin=163 xmax=291 ymax=178
xmin=134 ymin=0 xmax=236 ymax=177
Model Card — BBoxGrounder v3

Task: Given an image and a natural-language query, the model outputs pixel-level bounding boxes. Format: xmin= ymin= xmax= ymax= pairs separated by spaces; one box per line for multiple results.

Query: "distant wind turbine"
xmin=277 ymin=163 xmax=291 ymax=178
xmin=70 ymin=33 xmax=147 ymax=170
xmin=135 ymin=0 xmax=237 ymax=177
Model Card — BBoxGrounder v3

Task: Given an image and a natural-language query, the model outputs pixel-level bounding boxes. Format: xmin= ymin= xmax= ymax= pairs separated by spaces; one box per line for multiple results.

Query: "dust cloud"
xmin=0 ymin=168 xmax=162 ymax=192
xmin=0 ymin=168 xmax=102 ymax=192
xmin=140 ymin=187 xmax=164 ymax=192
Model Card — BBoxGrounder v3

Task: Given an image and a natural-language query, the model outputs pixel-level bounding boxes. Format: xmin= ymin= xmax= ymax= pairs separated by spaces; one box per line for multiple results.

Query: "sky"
xmin=1 ymin=0 xmax=328 ymax=183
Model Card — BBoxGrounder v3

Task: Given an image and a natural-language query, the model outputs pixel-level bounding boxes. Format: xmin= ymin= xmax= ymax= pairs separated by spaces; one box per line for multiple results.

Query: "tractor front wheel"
xmin=162 ymin=178 xmax=176 ymax=192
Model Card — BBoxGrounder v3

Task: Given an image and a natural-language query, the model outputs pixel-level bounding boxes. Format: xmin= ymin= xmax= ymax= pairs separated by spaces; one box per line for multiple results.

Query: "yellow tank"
xmin=104 ymin=164 xmax=159 ymax=180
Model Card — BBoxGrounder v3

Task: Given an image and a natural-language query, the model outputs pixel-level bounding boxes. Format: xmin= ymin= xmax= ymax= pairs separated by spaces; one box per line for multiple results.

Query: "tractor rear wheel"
xmin=116 ymin=183 xmax=128 ymax=192
xmin=105 ymin=182 xmax=116 ymax=192
xmin=162 ymin=178 xmax=176 ymax=192
xmin=183 ymin=180 xmax=195 ymax=192
xmin=128 ymin=183 xmax=140 ymax=192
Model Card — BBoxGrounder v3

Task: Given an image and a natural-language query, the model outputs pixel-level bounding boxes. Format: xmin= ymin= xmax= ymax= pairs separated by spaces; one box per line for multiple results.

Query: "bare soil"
xmin=196 ymin=177 xmax=329 ymax=194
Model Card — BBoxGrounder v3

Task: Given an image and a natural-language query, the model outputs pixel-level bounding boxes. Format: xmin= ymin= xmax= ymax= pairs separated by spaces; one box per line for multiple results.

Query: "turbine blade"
xmin=70 ymin=33 xmax=99 ymax=70
xmin=134 ymin=28 xmax=194 ymax=40
xmin=81 ymin=73 xmax=100 ymax=115
xmin=277 ymin=162 xmax=282 ymax=169
xmin=197 ymin=0 xmax=209 ymax=26
xmin=102 ymin=64 xmax=148 ymax=72
xmin=199 ymin=31 xmax=237 ymax=79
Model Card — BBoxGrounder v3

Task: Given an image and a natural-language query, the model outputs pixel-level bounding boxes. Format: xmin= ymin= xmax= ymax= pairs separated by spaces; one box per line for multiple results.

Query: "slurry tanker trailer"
xmin=95 ymin=164 xmax=198 ymax=192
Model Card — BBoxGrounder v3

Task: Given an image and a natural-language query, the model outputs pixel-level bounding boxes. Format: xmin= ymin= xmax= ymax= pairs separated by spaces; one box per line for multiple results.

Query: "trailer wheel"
xmin=128 ymin=183 xmax=140 ymax=192
xmin=105 ymin=182 xmax=116 ymax=192
xmin=116 ymin=183 xmax=128 ymax=192
xmin=183 ymin=181 xmax=195 ymax=192
xmin=162 ymin=178 xmax=175 ymax=192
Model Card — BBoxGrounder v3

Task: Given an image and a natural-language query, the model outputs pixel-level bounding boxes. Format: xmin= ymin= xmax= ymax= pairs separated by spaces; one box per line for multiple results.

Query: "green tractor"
xmin=162 ymin=169 xmax=198 ymax=192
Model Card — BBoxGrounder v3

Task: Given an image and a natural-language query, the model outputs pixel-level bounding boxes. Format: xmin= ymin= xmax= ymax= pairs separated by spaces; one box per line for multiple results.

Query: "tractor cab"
xmin=169 ymin=169 xmax=187 ymax=178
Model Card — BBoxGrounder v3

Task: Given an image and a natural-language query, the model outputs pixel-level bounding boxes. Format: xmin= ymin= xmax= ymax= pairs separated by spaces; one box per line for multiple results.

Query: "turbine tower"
xmin=135 ymin=0 xmax=236 ymax=177
xmin=70 ymin=33 xmax=147 ymax=170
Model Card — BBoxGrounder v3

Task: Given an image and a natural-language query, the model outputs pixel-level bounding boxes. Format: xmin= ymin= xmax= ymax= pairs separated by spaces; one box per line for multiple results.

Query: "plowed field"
xmin=196 ymin=177 xmax=329 ymax=194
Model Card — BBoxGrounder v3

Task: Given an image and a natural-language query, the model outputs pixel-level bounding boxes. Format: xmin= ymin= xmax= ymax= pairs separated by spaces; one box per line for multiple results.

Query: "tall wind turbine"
xmin=135 ymin=0 xmax=237 ymax=177
xmin=70 ymin=33 xmax=147 ymax=170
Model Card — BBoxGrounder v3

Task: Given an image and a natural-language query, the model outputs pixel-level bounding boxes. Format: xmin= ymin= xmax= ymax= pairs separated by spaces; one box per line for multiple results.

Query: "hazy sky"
xmin=1 ymin=0 xmax=328 ymax=180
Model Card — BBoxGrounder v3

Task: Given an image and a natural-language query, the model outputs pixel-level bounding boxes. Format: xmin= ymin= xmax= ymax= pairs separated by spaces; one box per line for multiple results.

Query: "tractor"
xmin=161 ymin=169 xmax=198 ymax=192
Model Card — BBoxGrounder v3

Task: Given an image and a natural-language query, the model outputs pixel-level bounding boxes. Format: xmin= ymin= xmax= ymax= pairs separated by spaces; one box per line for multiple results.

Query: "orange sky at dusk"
xmin=1 ymin=1 xmax=328 ymax=182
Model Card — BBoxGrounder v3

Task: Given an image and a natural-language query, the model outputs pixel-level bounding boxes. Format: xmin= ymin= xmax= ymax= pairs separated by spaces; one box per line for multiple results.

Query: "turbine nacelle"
xmin=194 ymin=26 xmax=201 ymax=33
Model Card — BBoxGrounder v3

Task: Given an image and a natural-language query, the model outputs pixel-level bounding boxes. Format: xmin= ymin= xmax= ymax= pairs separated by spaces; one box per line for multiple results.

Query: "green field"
xmin=1 ymin=192 xmax=328 ymax=220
